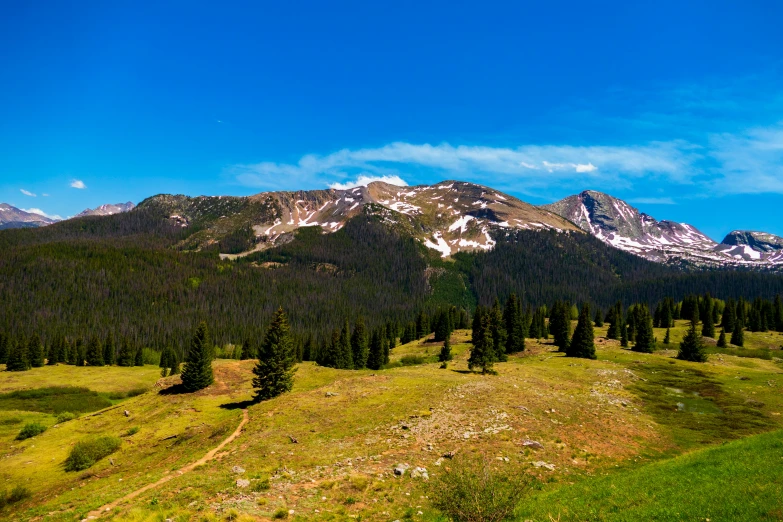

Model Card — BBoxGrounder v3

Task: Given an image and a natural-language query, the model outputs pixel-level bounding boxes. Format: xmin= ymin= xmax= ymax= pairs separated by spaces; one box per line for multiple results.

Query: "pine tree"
xmin=103 ymin=332 xmax=116 ymax=366
xmin=730 ymin=319 xmax=745 ymax=347
xmin=503 ymin=294 xmax=525 ymax=353
xmin=253 ymin=308 xmax=297 ymax=401
xmin=468 ymin=314 xmax=495 ymax=374
xmin=701 ymin=294 xmax=715 ymax=338
xmin=337 ymin=321 xmax=353 ymax=370
xmin=367 ymin=330 xmax=384 ymax=370
xmin=717 ymin=328 xmax=727 ymax=348
xmin=620 ymin=322 xmax=628 ymax=347
xmin=28 ymin=334 xmax=45 ymax=367
xmin=5 ymin=338 xmax=30 ymax=371
xmin=85 ymin=336 xmax=104 ymax=366
xmin=775 ymin=295 xmax=783 ymax=332
xmin=181 ymin=321 xmax=214 ymax=392
xmin=438 ymin=336 xmax=453 ymax=362
xmin=567 ymin=304 xmax=596 ymax=359
xmin=607 ymin=302 xmax=622 ymax=340
xmin=118 ymin=337 xmax=134 ymax=366
xmin=350 ymin=317 xmax=369 ymax=369
xmin=489 ymin=299 xmax=507 ymax=362
xmin=722 ymin=298 xmax=736 ymax=333
xmin=0 ymin=333 xmax=8 ymax=365
xmin=632 ymin=304 xmax=656 ymax=353
xmin=76 ymin=340 xmax=87 ymax=367
xmin=382 ymin=336 xmax=390 ymax=366
xmin=169 ymin=349 xmax=181 ymax=375
xmin=239 ymin=339 xmax=253 ymax=360
xmin=550 ymin=301 xmax=571 ymax=352
xmin=594 ymin=307 xmax=604 ymax=327
xmin=302 ymin=335 xmax=315 ymax=362
xmin=133 ymin=347 xmax=144 ymax=367
xmin=678 ymin=317 xmax=707 ymax=362
xmin=663 ymin=328 xmax=671 ymax=345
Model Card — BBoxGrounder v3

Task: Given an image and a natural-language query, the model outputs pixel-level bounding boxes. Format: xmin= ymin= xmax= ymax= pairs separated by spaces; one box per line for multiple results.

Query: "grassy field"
xmin=0 ymin=328 xmax=781 ymax=521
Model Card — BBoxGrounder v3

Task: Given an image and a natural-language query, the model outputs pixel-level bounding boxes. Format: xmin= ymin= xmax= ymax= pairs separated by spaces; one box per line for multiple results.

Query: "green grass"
xmin=0 ymin=387 xmax=114 ymax=415
xmin=519 ymin=429 xmax=783 ymax=521
xmin=64 ymin=436 xmax=122 ymax=471
xmin=15 ymin=422 xmax=47 ymax=440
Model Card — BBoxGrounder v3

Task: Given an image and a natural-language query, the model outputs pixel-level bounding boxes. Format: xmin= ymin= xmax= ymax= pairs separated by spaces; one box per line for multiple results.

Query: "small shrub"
xmin=224 ymin=509 xmax=240 ymax=521
xmin=56 ymin=411 xmax=77 ymax=423
xmin=65 ymin=436 xmax=122 ymax=471
xmin=429 ymin=453 xmax=531 ymax=522
xmin=250 ymin=478 xmax=270 ymax=492
xmin=0 ymin=417 xmax=22 ymax=425
xmin=123 ymin=426 xmax=140 ymax=437
xmin=0 ymin=485 xmax=31 ymax=507
xmin=272 ymin=508 xmax=288 ymax=519
xmin=400 ymin=355 xmax=426 ymax=366
xmin=16 ymin=422 xmax=47 ymax=440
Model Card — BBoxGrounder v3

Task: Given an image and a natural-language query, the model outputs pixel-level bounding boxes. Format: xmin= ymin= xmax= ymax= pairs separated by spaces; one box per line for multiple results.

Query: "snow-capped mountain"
xmin=543 ymin=190 xmax=783 ymax=268
xmin=75 ymin=202 xmax=135 ymax=218
xmin=141 ymin=181 xmax=579 ymax=257
xmin=0 ymin=203 xmax=59 ymax=229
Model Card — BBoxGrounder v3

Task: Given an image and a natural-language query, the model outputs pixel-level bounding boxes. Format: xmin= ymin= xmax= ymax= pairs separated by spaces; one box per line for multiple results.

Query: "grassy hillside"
xmin=1 ymin=329 xmax=781 ymax=521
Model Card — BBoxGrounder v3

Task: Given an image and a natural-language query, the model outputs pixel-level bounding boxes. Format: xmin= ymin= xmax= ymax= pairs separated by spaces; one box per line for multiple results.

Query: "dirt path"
xmin=86 ymin=408 xmax=250 ymax=520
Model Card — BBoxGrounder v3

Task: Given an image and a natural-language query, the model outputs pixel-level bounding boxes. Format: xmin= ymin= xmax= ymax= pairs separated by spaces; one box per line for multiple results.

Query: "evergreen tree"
xmin=468 ymin=314 xmax=495 ymax=374
xmin=489 ymin=299 xmax=507 ymax=362
xmin=550 ymin=301 xmax=571 ymax=352
xmin=382 ymin=336 xmax=390 ymax=366
xmin=774 ymin=295 xmax=783 ymax=332
xmin=438 ymin=336 xmax=453 ymax=362
xmin=594 ymin=307 xmax=604 ymax=327
xmin=701 ymin=294 xmax=715 ymax=338
xmin=367 ymin=330 xmax=384 ymax=370
xmin=133 ymin=346 xmax=144 ymax=367
xmin=663 ymin=328 xmax=671 ymax=345
xmin=337 ymin=321 xmax=353 ymax=370
xmin=620 ymin=322 xmax=628 ymax=347
xmin=302 ymin=335 xmax=315 ymax=362
xmin=350 ymin=317 xmax=369 ymax=369
xmin=240 ymin=339 xmax=254 ymax=360
xmin=85 ymin=336 xmax=104 ymax=366
xmin=503 ymin=294 xmax=525 ymax=353
xmin=730 ymin=319 xmax=745 ymax=347
xmin=253 ymin=307 xmax=297 ymax=401
xmin=722 ymin=298 xmax=736 ymax=333
xmin=471 ymin=306 xmax=486 ymax=347
xmin=606 ymin=302 xmax=622 ymax=340
xmin=5 ymin=338 xmax=30 ymax=371
xmin=169 ymin=349 xmax=181 ymax=375
xmin=678 ymin=317 xmax=707 ymax=363
xmin=415 ymin=312 xmax=430 ymax=339
xmin=567 ymin=304 xmax=596 ymax=359
xmin=662 ymin=299 xmax=673 ymax=328
xmin=28 ymin=334 xmax=45 ymax=367
xmin=181 ymin=321 xmax=214 ymax=392
xmin=118 ymin=337 xmax=134 ymax=366
xmin=159 ymin=346 xmax=174 ymax=370
xmin=717 ymin=328 xmax=727 ymax=348
xmin=0 ymin=333 xmax=8 ymax=365
xmin=76 ymin=340 xmax=87 ymax=367
xmin=103 ymin=332 xmax=116 ymax=366
xmin=632 ymin=304 xmax=656 ymax=353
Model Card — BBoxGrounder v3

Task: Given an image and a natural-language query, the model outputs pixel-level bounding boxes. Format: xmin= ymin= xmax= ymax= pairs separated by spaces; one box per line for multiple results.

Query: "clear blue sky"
xmin=1 ymin=1 xmax=782 ymax=240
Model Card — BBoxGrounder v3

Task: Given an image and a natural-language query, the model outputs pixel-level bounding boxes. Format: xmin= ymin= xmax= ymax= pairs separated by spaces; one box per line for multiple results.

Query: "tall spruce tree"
xmin=350 ymin=317 xmax=369 ymax=369
xmin=5 ymin=338 xmax=30 ymax=371
xmin=701 ymin=294 xmax=715 ymax=338
xmin=774 ymin=295 xmax=783 ymax=332
xmin=489 ymin=299 xmax=507 ymax=362
xmin=118 ymin=338 xmax=134 ymax=366
xmin=567 ymin=304 xmax=596 ymax=359
xmin=103 ymin=332 xmax=116 ymax=366
xmin=730 ymin=318 xmax=745 ymax=347
xmin=550 ymin=301 xmax=571 ymax=352
xmin=181 ymin=321 xmax=214 ymax=392
xmin=503 ymin=294 xmax=525 ymax=353
xmin=253 ymin=308 xmax=297 ymax=401
xmin=85 ymin=336 xmax=104 ymax=366
xmin=367 ymin=330 xmax=384 ymax=370
xmin=240 ymin=339 xmax=253 ymax=360
xmin=722 ymin=298 xmax=736 ymax=333
xmin=717 ymin=328 xmax=727 ymax=348
xmin=439 ymin=336 xmax=453 ymax=363
xmin=0 ymin=333 xmax=8 ymax=365
xmin=337 ymin=321 xmax=353 ymax=370
xmin=663 ymin=328 xmax=671 ymax=345
xmin=594 ymin=307 xmax=604 ymax=327
xmin=28 ymin=334 xmax=45 ymax=367
xmin=632 ymin=304 xmax=656 ymax=353
xmin=678 ymin=316 xmax=707 ymax=362
xmin=620 ymin=322 xmax=628 ymax=347
xmin=468 ymin=314 xmax=495 ymax=374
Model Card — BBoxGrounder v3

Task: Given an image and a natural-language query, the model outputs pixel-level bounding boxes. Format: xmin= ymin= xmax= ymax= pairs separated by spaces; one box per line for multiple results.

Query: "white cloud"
xmin=20 ymin=189 xmax=36 ymax=197
xmin=22 ymin=208 xmax=63 ymax=220
xmin=629 ymin=197 xmax=676 ymax=205
xmin=328 ymin=175 xmax=408 ymax=190
xmin=70 ymin=180 xmax=86 ymax=189
xmin=709 ymin=124 xmax=783 ymax=194
xmin=232 ymin=141 xmax=697 ymax=192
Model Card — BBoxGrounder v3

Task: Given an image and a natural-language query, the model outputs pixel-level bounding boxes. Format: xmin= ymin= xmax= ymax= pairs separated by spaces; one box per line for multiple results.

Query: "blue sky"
xmin=1 ymin=1 xmax=782 ymax=240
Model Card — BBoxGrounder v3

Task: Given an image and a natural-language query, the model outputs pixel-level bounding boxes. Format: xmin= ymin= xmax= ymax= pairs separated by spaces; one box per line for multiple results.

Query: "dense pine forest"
xmin=2 ymin=207 xmax=783 ymax=363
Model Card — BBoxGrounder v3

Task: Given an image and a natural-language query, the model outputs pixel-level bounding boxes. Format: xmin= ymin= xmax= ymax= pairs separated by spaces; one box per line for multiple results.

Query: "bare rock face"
xmin=75 ymin=202 xmax=136 ymax=218
xmin=0 ymin=203 xmax=59 ymax=229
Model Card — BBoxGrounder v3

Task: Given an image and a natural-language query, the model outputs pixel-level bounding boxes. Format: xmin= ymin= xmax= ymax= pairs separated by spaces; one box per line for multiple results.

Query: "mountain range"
xmin=1 ymin=184 xmax=781 ymax=269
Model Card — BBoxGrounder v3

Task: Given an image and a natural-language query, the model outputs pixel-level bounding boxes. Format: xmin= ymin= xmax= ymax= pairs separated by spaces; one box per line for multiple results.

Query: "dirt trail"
xmin=86 ymin=408 xmax=249 ymax=520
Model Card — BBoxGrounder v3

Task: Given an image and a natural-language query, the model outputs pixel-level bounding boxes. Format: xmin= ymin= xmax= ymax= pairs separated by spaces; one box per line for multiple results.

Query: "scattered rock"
xmin=232 ymin=466 xmax=245 ymax=474
xmin=532 ymin=461 xmax=555 ymax=471
xmin=434 ymin=457 xmax=444 ymax=466
xmin=411 ymin=466 xmax=429 ymax=480
xmin=393 ymin=463 xmax=410 ymax=476
xmin=325 ymin=392 xmax=338 ymax=397
xmin=521 ymin=439 xmax=544 ymax=450
xmin=123 ymin=410 xmax=130 ymax=417
xmin=289 ymin=435 xmax=299 ymax=444
xmin=442 ymin=451 xmax=456 ymax=459
xmin=236 ymin=479 xmax=250 ymax=488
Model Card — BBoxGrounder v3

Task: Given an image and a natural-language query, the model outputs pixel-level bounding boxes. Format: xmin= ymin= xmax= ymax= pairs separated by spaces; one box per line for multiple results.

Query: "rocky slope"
xmin=75 ymin=202 xmax=135 ymax=218
xmin=139 ymin=181 xmax=580 ymax=257
xmin=543 ymin=190 xmax=783 ymax=268
xmin=0 ymin=203 xmax=58 ymax=229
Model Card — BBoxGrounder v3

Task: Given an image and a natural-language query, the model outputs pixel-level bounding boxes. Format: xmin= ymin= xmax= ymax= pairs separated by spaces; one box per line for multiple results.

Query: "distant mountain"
xmin=0 ymin=203 xmax=59 ymax=229
xmin=75 ymin=202 xmax=135 ymax=218
xmin=140 ymin=181 xmax=580 ymax=257
xmin=542 ymin=190 xmax=783 ymax=268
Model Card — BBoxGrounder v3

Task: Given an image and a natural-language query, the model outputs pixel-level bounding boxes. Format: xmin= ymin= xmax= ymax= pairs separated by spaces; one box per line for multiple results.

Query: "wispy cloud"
xmin=629 ymin=197 xmax=676 ymax=205
xmin=708 ymin=124 xmax=783 ymax=194
xmin=22 ymin=208 xmax=62 ymax=220
xmin=70 ymin=180 xmax=86 ymax=189
xmin=20 ymin=189 xmax=36 ymax=197
xmin=232 ymin=141 xmax=698 ymax=193
xmin=328 ymin=175 xmax=408 ymax=190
